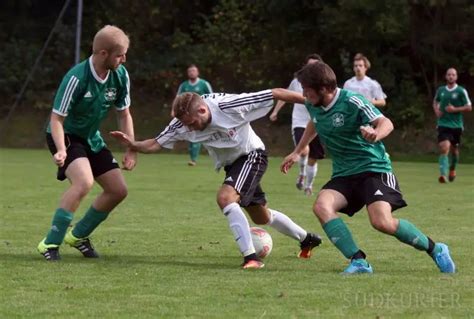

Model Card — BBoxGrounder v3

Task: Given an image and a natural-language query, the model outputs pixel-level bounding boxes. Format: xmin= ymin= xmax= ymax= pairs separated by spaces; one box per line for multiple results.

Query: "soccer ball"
xmin=250 ymin=227 xmax=273 ymax=258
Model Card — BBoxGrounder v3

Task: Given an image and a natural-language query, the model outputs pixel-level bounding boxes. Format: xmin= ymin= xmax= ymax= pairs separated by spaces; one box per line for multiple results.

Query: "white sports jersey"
xmin=343 ymin=76 xmax=387 ymax=101
xmin=287 ymin=78 xmax=311 ymax=129
xmin=155 ymin=90 xmax=274 ymax=169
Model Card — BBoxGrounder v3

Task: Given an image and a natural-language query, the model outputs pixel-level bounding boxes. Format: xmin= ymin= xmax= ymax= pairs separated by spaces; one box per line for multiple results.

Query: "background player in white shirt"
xmin=270 ymin=54 xmax=325 ymax=196
xmin=343 ymin=53 xmax=387 ymax=108
xmin=110 ymin=89 xmax=322 ymax=269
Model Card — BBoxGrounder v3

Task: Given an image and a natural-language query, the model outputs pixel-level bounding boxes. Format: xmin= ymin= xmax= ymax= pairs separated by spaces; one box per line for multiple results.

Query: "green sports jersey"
xmin=47 ymin=56 xmax=131 ymax=152
xmin=435 ymin=84 xmax=471 ymax=129
xmin=177 ymin=78 xmax=213 ymax=95
xmin=305 ymin=89 xmax=392 ymax=178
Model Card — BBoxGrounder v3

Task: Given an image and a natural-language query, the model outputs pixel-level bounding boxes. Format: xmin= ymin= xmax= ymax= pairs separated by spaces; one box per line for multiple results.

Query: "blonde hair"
xmin=354 ymin=53 xmax=371 ymax=69
xmin=92 ymin=25 xmax=130 ymax=54
xmin=172 ymin=93 xmax=203 ymax=119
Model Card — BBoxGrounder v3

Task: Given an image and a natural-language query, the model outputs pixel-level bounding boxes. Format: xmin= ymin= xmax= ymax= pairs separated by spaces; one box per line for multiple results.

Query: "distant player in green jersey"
xmin=280 ymin=62 xmax=455 ymax=274
xmin=37 ymin=25 xmax=137 ymax=261
xmin=177 ymin=64 xmax=213 ymax=166
xmin=433 ymin=68 xmax=472 ymax=183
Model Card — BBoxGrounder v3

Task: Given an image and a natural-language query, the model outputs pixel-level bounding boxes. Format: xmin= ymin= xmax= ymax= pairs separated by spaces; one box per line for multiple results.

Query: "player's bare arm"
xmin=269 ymin=100 xmax=286 ymax=121
xmin=371 ymin=98 xmax=386 ymax=108
xmin=116 ymin=108 xmax=137 ymax=170
xmin=110 ymin=131 xmax=161 ymax=154
xmin=445 ymin=104 xmax=472 ymax=113
xmin=271 ymin=88 xmax=305 ymax=104
xmin=360 ymin=116 xmax=394 ymax=143
xmin=280 ymin=121 xmax=317 ymax=174
xmin=432 ymin=100 xmax=442 ymax=118
xmin=50 ymin=112 xmax=67 ymax=167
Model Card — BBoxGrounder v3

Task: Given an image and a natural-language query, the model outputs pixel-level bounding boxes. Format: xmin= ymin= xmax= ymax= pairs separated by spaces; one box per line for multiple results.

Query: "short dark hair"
xmin=304 ymin=53 xmax=323 ymax=64
xmin=296 ymin=62 xmax=337 ymax=92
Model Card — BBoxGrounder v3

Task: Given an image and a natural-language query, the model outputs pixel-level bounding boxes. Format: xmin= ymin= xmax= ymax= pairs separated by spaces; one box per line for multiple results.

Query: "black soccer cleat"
xmin=298 ymin=233 xmax=322 ymax=259
xmin=41 ymin=248 xmax=61 ymax=261
xmin=72 ymin=238 xmax=100 ymax=258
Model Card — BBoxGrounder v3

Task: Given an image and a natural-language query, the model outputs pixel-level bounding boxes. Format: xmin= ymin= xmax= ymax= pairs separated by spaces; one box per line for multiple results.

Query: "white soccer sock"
xmin=223 ymin=203 xmax=255 ymax=256
xmin=299 ymin=155 xmax=308 ymax=176
xmin=305 ymin=163 xmax=318 ymax=188
xmin=267 ymin=209 xmax=307 ymax=242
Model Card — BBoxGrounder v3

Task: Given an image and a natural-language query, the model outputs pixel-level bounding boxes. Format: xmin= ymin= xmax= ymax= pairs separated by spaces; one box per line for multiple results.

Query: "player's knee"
xmin=370 ymin=218 xmax=397 ymax=234
xmin=216 ymin=191 xmax=238 ymax=209
xmin=113 ymin=185 xmax=128 ymax=201
xmin=73 ymin=179 xmax=94 ymax=199
xmin=313 ymin=201 xmax=334 ymax=223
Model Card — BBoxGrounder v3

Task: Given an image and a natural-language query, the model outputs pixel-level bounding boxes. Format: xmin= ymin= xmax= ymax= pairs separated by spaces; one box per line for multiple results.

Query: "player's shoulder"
xmin=344 ymin=89 xmax=369 ymax=106
xmin=64 ymin=59 xmax=89 ymax=80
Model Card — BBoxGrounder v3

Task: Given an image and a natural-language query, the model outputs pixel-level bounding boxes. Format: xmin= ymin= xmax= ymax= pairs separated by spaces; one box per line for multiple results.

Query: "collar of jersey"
xmin=445 ymin=84 xmax=458 ymax=91
xmin=188 ymin=78 xmax=201 ymax=86
xmin=89 ymin=56 xmax=110 ymax=84
xmin=321 ymin=88 xmax=341 ymax=112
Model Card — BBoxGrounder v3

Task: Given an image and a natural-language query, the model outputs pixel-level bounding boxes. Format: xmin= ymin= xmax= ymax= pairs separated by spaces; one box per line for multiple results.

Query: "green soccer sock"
xmin=72 ymin=206 xmax=109 ymax=238
xmin=394 ymin=219 xmax=431 ymax=251
xmin=449 ymin=153 xmax=459 ymax=170
xmin=322 ymin=218 xmax=360 ymax=259
xmin=45 ymin=208 xmax=74 ymax=245
xmin=439 ymin=154 xmax=449 ymax=176
xmin=189 ymin=142 xmax=201 ymax=162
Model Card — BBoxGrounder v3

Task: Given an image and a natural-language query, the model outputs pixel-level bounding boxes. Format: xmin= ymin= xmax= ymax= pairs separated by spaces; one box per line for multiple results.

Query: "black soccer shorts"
xmin=292 ymin=127 xmax=325 ymax=160
xmin=437 ymin=126 xmax=462 ymax=146
xmin=223 ymin=149 xmax=268 ymax=207
xmin=46 ymin=133 xmax=119 ymax=181
xmin=321 ymin=171 xmax=407 ymax=216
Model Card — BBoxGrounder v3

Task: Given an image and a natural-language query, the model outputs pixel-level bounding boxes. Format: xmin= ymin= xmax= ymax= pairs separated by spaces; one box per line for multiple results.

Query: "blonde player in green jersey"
xmin=37 ymin=25 xmax=137 ymax=261
xmin=280 ymin=62 xmax=456 ymax=274
xmin=433 ymin=67 xmax=472 ymax=183
xmin=176 ymin=64 xmax=213 ymax=166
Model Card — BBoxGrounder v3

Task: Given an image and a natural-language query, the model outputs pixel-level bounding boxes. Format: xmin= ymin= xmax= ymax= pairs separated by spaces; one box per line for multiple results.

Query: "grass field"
xmin=1 ymin=148 xmax=473 ymax=318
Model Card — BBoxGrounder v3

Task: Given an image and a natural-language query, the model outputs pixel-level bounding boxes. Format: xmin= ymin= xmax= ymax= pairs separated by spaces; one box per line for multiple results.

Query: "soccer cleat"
xmin=188 ymin=160 xmax=196 ymax=166
xmin=304 ymin=187 xmax=313 ymax=196
xmin=432 ymin=243 xmax=456 ymax=273
xmin=242 ymin=259 xmax=265 ymax=269
xmin=343 ymin=259 xmax=373 ymax=274
xmin=64 ymin=230 xmax=99 ymax=258
xmin=37 ymin=238 xmax=61 ymax=261
xmin=296 ymin=175 xmax=305 ymax=190
xmin=448 ymin=170 xmax=456 ymax=182
xmin=298 ymin=233 xmax=322 ymax=259
xmin=438 ymin=176 xmax=447 ymax=183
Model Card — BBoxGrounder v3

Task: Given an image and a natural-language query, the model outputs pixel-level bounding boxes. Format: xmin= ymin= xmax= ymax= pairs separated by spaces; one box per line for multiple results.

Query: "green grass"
xmin=1 ymin=148 xmax=473 ymax=318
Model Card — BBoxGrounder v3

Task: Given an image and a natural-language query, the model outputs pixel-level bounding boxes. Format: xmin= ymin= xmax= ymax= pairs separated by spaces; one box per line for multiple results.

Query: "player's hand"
xmin=109 ymin=131 xmax=133 ymax=147
xmin=53 ymin=150 xmax=67 ymax=167
xmin=434 ymin=108 xmax=443 ymax=118
xmin=122 ymin=149 xmax=137 ymax=171
xmin=280 ymin=152 xmax=300 ymax=174
xmin=360 ymin=125 xmax=378 ymax=143
xmin=269 ymin=112 xmax=278 ymax=122
xmin=445 ymin=105 xmax=455 ymax=113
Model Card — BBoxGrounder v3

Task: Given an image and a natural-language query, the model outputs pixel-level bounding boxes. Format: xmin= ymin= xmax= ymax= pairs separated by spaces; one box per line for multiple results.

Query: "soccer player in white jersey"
xmin=270 ymin=54 xmax=325 ymax=196
xmin=110 ymin=90 xmax=322 ymax=269
xmin=343 ymin=53 xmax=387 ymax=108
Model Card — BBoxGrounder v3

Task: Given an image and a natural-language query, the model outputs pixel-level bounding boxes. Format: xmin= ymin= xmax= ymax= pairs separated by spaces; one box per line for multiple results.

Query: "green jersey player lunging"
xmin=433 ymin=67 xmax=472 ymax=183
xmin=281 ymin=62 xmax=455 ymax=274
xmin=37 ymin=25 xmax=137 ymax=261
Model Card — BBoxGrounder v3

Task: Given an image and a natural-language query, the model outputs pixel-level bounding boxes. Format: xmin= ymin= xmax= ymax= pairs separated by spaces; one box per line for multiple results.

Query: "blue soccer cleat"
xmin=343 ymin=259 xmax=373 ymax=274
xmin=432 ymin=243 xmax=456 ymax=273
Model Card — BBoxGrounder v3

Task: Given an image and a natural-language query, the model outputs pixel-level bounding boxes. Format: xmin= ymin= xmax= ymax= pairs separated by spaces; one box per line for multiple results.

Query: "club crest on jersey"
xmin=227 ymin=128 xmax=237 ymax=138
xmin=452 ymin=93 xmax=458 ymax=99
xmin=104 ymin=88 xmax=117 ymax=101
xmin=332 ymin=113 xmax=344 ymax=127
